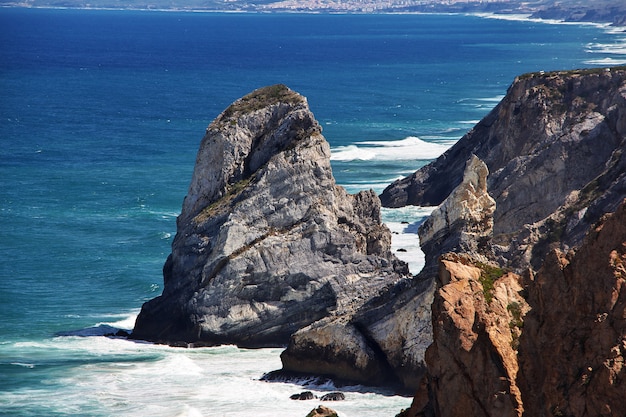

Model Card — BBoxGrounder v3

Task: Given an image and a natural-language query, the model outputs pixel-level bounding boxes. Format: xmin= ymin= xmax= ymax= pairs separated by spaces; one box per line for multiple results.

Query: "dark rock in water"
xmin=320 ymin=392 xmax=345 ymax=401
xmin=131 ymin=84 xmax=408 ymax=347
xmin=56 ymin=324 xmax=129 ymax=338
xmin=306 ymin=405 xmax=338 ymax=417
xmin=290 ymin=391 xmax=316 ymax=400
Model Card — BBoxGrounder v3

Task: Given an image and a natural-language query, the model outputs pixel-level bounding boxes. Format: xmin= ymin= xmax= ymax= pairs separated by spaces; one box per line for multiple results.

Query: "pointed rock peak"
xmin=181 ymin=84 xmax=322 ymax=224
xmin=418 ymin=154 xmax=496 ymax=268
xmin=132 ymin=85 xmax=408 ymax=347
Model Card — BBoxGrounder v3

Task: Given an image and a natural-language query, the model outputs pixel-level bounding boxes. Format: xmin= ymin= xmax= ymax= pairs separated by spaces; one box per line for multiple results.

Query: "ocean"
xmin=1 ymin=8 xmax=625 ymax=416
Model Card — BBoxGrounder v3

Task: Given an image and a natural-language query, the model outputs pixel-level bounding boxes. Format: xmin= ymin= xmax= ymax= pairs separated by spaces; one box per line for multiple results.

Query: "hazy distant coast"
xmin=2 ymin=0 xmax=625 ymax=26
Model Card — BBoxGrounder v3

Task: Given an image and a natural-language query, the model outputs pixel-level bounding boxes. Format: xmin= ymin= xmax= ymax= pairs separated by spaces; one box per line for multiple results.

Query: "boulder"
xmin=320 ymin=392 xmax=345 ymax=401
xmin=306 ymin=405 xmax=339 ymax=417
xmin=290 ymin=391 xmax=316 ymax=401
xmin=131 ymin=84 xmax=408 ymax=346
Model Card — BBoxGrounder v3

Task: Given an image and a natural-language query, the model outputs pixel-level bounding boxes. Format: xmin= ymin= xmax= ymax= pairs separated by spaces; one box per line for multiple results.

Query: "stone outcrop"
xmin=407 ymin=253 xmax=529 ymax=417
xmin=277 ymin=275 xmax=435 ymax=389
xmin=278 ymin=154 xmax=496 ymax=390
xmin=382 ymin=67 xmax=626 ymax=270
xmin=131 ymin=84 xmax=408 ymax=347
xmin=418 ymin=154 xmax=495 ymax=272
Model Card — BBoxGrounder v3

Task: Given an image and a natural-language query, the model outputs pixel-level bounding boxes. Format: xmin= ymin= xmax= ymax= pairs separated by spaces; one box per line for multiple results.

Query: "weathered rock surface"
xmin=306 ymin=405 xmax=339 ymax=417
xmin=517 ymin=200 xmax=626 ymax=417
xmin=418 ymin=154 xmax=495 ymax=272
xmin=279 ymin=270 xmax=435 ymax=389
xmin=406 ymin=201 xmax=626 ymax=417
xmin=131 ymin=84 xmax=408 ymax=346
xmin=404 ymin=253 xmax=528 ymax=417
xmin=382 ymin=67 xmax=626 ymax=270
xmin=398 ymin=68 xmax=626 ymax=416
xmin=278 ymin=153 xmax=496 ymax=390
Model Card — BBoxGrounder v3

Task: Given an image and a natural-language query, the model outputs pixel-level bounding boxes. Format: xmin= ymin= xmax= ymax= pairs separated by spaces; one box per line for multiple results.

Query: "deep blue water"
xmin=1 ymin=8 xmax=625 ymax=416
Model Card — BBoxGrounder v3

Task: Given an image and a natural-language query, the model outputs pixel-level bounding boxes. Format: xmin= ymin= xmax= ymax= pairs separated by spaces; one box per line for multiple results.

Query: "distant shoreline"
xmin=1 ymin=4 xmax=625 ymax=27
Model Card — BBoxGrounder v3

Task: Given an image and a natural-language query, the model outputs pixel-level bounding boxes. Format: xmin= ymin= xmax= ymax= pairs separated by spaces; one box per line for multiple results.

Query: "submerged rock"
xmin=131 ymin=84 xmax=408 ymax=347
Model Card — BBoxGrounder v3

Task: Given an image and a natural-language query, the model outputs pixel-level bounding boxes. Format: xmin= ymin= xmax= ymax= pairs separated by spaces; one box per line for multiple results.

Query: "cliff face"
xmin=422 ymin=253 xmax=528 ymax=417
xmin=382 ymin=67 xmax=626 ymax=270
xmin=397 ymin=68 xmax=626 ymax=416
xmin=406 ymin=201 xmax=626 ymax=417
xmin=517 ymin=201 xmax=626 ymax=417
xmin=131 ymin=85 xmax=408 ymax=347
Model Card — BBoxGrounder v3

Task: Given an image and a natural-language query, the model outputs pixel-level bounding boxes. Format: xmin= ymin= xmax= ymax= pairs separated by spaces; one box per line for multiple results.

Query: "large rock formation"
xmin=404 ymin=200 xmax=626 ymax=417
xmin=278 ymin=153 xmax=495 ymax=389
xmin=382 ymin=67 xmax=626 ymax=270
xmin=395 ymin=68 xmax=626 ymax=416
xmin=131 ymin=84 xmax=408 ymax=347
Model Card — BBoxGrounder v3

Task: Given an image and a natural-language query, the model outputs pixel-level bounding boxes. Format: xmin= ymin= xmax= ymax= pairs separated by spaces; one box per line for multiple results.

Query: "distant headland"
xmin=2 ymin=0 xmax=625 ymax=26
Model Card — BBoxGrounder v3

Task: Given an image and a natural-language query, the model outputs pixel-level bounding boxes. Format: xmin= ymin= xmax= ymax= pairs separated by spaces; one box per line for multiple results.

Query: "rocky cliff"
xmin=404 ymin=201 xmax=625 ymax=417
xmin=382 ymin=66 xmax=626 ymax=271
xmin=395 ymin=68 xmax=626 ymax=416
xmin=131 ymin=84 xmax=409 ymax=347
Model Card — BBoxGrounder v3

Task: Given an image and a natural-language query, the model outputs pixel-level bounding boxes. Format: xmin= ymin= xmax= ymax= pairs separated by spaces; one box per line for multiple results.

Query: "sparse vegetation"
xmin=476 ymin=262 xmax=505 ymax=304
xmin=194 ymin=176 xmax=254 ymax=224
xmin=221 ymin=84 xmax=303 ymax=120
xmin=508 ymin=301 xmax=524 ymax=349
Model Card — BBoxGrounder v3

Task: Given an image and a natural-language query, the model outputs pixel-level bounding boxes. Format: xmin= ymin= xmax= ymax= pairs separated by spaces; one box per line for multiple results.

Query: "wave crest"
xmin=330 ymin=136 xmax=454 ymax=162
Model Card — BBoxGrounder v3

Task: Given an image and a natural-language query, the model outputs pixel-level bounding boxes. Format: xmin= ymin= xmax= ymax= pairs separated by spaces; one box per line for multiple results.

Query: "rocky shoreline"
xmin=131 ymin=67 xmax=626 ymax=416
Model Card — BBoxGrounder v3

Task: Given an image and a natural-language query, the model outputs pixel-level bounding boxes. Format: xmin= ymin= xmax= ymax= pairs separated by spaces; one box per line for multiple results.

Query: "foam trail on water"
xmin=96 ymin=310 xmax=140 ymax=330
xmin=382 ymin=206 xmax=435 ymax=275
xmin=330 ymin=136 xmax=455 ymax=162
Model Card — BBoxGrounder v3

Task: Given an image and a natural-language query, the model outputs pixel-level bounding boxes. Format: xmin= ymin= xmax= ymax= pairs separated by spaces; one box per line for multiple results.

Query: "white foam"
xmin=96 ymin=310 xmax=140 ymax=330
xmin=584 ymin=38 xmax=626 ymax=65
xmin=331 ymin=136 xmax=455 ymax=162
xmin=1 ymin=335 xmax=411 ymax=417
xmin=473 ymin=12 xmax=607 ymax=28
xmin=382 ymin=206 xmax=435 ymax=275
xmin=584 ymin=57 xmax=626 ymax=66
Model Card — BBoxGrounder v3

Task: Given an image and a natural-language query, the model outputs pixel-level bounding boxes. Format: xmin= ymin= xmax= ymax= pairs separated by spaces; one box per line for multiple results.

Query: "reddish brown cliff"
xmin=518 ymin=200 xmax=626 ymax=417
xmin=403 ymin=200 xmax=626 ymax=417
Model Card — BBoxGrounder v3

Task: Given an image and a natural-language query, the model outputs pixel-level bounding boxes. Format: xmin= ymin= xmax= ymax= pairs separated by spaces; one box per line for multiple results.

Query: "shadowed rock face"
xmin=131 ymin=85 xmax=409 ymax=347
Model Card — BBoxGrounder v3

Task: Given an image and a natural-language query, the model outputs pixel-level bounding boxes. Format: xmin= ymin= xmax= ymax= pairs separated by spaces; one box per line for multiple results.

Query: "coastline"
xmin=1 ymin=3 xmax=625 ymax=29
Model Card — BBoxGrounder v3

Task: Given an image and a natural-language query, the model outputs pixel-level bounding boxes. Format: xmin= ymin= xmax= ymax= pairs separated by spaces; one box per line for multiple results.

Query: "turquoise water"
xmin=1 ymin=8 xmax=625 ymax=416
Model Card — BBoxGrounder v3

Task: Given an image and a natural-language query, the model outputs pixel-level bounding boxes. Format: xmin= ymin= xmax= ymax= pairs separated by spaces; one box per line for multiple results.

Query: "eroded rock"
xmin=131 ymin=85 xmax=408 ymax=346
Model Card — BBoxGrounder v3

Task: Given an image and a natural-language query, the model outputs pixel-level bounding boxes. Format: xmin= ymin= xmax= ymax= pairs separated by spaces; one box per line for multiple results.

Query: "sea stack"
xmin=131 ymin=85 xmax=409 ymax=347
